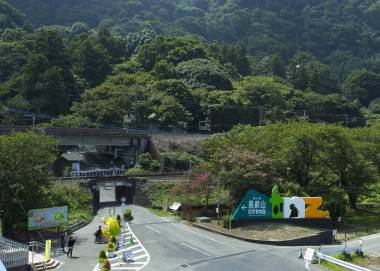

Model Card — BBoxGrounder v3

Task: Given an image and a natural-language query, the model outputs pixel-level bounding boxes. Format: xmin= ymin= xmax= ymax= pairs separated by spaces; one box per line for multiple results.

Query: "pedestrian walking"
xmin=66 ymin=236 xmax=76 ymax=258
xmin=60 ymin=232 xmax=67 ymax=253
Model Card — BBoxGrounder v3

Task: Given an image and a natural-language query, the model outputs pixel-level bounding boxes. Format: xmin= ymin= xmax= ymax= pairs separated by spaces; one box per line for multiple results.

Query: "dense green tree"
xmin=96 ymin=27 xmax=126 ymax=63
xmin=210 ymin=144 xmax=281 ymax=205
xmin=0 ymin=40 xmax=28 ymax=83
xmin=151 ymin=60 xmax=176 ymax=79
xmin=70 ymin=36 xmax=112 ymax=87
xmin=208 ymin=43 xmax=251 ymax=76
xmin=136 ymin=36 xmax=207 ymax=70
xmin=154 ymin=96 xmax=193 ymax=127
xmin=0 ymin=132 xmax=57 ymax=235
xmin=287 ymin=53 xmax=336 ymax=93
xmin=0 ymin=0 xmax=27 ymax=31
xmin=70 ymin=21 xmax=89 ymax=35
xmin=176 ymin=58 xmax=232 ymax=90
xmin=343 ymin=69 xmax=380 ymax=106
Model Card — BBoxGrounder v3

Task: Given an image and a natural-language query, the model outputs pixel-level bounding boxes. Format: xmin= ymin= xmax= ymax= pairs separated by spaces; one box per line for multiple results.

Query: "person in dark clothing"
xmin=60 ymin=232 xmax=67 ymax=253
xmin=289 ymin=204 xmax=299 ymax=218
xmin=67 ymin=236 xmax=76 ymax=258
xmin=95 ymin=226 xmax=103 ymax=242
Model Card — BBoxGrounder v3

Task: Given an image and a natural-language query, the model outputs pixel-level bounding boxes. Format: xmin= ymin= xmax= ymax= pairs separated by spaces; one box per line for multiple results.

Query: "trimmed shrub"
xmin=124 ymin=208 xmax=132 ymax=220
xmin=222 ymin=215 xmax=231 ymax=229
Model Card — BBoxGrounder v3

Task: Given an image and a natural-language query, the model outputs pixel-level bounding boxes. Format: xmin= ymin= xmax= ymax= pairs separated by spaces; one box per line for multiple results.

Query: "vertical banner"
xmin=45 ymin=240 xmax=51 ymax=262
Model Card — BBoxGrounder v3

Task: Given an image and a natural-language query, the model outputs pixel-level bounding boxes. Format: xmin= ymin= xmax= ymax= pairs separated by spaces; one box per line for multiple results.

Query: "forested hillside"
xmin=0 ymin=0 xmax=27 ymax=31
xmin=1 ymin=0 xmax=380 ymax=131
xmin=8 ymin=0 xmax=380 ymax=76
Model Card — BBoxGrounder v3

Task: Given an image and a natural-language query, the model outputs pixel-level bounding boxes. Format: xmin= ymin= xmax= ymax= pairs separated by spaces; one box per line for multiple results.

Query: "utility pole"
xmin=345 ymin=113 xmax=348 ymax=128
xmin=258 ymin=106 xmax=263 ymax=126
xmin=217 ymin=174 xmax=221 ymax=225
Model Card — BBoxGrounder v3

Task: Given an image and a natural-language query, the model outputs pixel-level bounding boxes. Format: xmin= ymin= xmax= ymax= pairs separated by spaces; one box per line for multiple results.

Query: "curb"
xmin=187 ymin=221 xmax=333 ymax=246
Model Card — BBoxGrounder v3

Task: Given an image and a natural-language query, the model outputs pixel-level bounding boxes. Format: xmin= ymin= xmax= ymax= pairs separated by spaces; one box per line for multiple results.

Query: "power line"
xmin=0 ymin=162 xmax=46 ymax=242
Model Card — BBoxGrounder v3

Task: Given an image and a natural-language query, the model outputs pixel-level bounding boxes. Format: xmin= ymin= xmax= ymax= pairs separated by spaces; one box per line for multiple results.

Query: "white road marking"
xmin=93 ymin=222 xmax=150 ymax=271
xmin=181 ymin=242 xmax=211 ymax=257
xmin=134 ymin=254 xmax=149 ymax=260
xmin=160 ymin=217 xmax=171 ymax=222
xmin=170 ymin=222 xmax=237 ymax=249
xmin=361 ymin=234 xmax=380 ymax=241
xmin=145 ymin=225 xmax=161 ymax=234
xmin=305 ymin=261 xmax=310 ymax=270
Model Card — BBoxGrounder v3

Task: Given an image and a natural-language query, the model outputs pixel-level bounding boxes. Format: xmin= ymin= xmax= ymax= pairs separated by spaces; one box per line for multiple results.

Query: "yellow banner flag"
xmin=45 ymin=240 xmax=51 ymax=262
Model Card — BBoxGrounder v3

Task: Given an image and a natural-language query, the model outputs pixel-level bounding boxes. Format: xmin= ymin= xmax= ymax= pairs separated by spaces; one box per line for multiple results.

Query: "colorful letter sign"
xmin=28 ymin=206 xmax=68 ymax=230
xmin=232 ymin=185 xmax=329 ymax=220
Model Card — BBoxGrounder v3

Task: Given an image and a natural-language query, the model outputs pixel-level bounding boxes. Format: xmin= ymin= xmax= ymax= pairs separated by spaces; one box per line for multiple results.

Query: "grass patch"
xmin=146 ymin=208 xmax=181 ymax=221
xmin=337 ymin=207 xmax=380 ymax=240
xmin=320 ymin=253 xmax=371 ymax=271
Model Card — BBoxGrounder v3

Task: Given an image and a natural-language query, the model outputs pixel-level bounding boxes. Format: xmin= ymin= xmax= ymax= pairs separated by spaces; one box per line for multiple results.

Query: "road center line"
xmin=181 ymin=242 xmax=211 ymax=256
xmin=170 ymin=222 xmax=237 ymax=249
xmin=145 ymin=225 xmax=161 ymax=233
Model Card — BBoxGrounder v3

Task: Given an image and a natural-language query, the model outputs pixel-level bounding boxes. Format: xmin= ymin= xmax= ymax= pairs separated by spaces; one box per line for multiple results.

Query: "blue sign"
xmin=232 ymin=189 xmax=272 ymax=220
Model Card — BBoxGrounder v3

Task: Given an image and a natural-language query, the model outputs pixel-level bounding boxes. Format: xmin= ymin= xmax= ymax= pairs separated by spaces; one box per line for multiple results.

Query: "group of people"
xmin=60 ymin=232 xmax=76 ymax=258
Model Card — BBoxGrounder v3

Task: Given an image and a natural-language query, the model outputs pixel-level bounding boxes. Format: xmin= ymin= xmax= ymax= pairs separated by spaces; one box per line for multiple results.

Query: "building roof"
xmin=61 ymin=152 xmax=85 ymax=162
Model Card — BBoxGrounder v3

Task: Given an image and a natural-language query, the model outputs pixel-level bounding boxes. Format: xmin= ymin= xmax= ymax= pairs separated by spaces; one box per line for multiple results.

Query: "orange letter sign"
xmin=303 ymin=197 xmax=329 ymax=218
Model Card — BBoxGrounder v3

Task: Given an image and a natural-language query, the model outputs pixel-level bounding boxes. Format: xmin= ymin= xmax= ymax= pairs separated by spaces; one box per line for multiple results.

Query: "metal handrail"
xmin=0 ymin=236 xmax=28 ymax=269
xmin=317 ymin=252 xmax=372 ymax=271
xmin=29 ymin=241 xmax=47 ymax=271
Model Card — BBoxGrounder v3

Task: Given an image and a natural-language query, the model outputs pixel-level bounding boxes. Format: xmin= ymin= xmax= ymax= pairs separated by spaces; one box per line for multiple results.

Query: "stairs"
xmin=32 ymin=258 xmax=60 ymax=271
xmin=29 ymin=252 xmax=60 ymax=271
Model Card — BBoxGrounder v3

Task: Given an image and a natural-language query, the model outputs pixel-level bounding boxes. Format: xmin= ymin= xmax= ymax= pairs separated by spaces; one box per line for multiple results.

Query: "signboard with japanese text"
xmin=231 ymin=185 xmax=330 ymax=220
xmin=232 ymin=189 xmax=272 ymax=219
xmin=28 ymin=206 xmax=68 ymax=230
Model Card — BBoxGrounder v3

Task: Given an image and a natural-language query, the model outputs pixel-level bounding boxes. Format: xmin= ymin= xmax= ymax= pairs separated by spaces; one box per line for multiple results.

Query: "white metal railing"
xmin=317 ymin=252 xmax=372 ymax=271
xmin=69 ymin=168 xmax=125 ymax=178
xmin=0 ymin=236 xmax=28 ymax=268
xmin=29 ymin=241 xmax=48 ymax=271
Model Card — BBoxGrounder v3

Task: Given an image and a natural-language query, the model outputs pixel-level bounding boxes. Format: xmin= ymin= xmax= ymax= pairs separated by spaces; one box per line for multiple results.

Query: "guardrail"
xmin=0 ymin=236 xmax=28 ymax=269
xmin=317 ymin=252 xmax=372 ymax=271
xmin=321 ymin=246 xmax=360 ymax=255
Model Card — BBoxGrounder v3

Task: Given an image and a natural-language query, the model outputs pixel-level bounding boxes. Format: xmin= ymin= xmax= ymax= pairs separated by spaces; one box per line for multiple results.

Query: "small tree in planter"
xmin=124 ymin=208 xmax=132 ymax=221
xmin=110 ymin=236 xmax=118 ymax=251
xmin=106 ymin=242 xmax=116 ymax=258
xmin=101 ymin=259 xmax=111 ymax=271
xmin=98 ymin=250 xmax=108 ymax=270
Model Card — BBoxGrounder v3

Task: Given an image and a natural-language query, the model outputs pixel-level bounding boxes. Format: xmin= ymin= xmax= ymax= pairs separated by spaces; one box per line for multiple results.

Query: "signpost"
xmin=121 ymin=197 xmax=127 ymax=236
xmin=28 ymin=206 xmax=68 ymax=230
xmin=45 ymin=240 xmax=52 ymax=262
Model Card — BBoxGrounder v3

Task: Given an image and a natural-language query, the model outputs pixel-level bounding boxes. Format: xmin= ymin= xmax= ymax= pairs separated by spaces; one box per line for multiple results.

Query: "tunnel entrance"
xmin=90 ymin=180 xmax=136 ymax=212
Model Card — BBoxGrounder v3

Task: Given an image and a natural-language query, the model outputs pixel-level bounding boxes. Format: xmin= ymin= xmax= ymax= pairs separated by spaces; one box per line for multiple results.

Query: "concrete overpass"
xmin=0 ymin=125 xmax=159 ymax=164
xmin=0 ymin=125 xmax=149 ymax=146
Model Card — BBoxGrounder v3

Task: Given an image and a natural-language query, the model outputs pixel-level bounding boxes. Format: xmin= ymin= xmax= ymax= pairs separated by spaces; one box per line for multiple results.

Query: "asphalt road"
xmin=58 ymin=187 xmax=380 ymax=271
xmin=128 ymin=205 xmax=323 ymax=271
